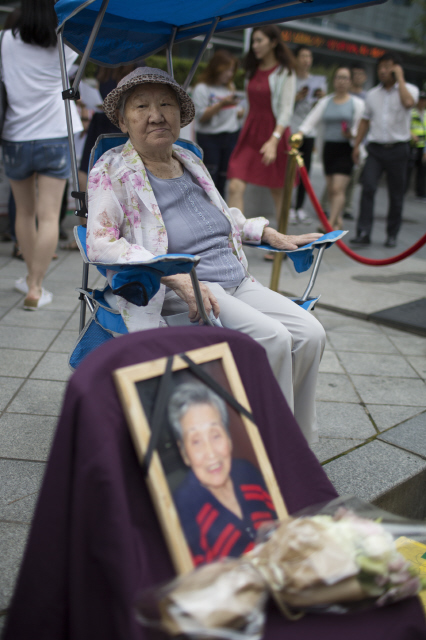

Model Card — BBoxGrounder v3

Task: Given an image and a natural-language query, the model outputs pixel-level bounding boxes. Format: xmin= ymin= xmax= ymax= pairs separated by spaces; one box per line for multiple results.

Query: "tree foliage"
xmin=407 ymin=0 xmax=426 ymax=54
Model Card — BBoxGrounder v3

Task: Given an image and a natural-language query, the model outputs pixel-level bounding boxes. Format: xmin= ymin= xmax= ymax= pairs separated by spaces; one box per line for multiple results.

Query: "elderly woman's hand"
xmin=161 ymin=274 xmax=220 ymax=324
xmin=262 ymin=227 xmax=323 ymax=251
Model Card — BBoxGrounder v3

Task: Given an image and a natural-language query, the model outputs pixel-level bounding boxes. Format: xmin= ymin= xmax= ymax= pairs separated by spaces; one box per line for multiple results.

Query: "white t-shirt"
xmin=2 ymin=30 xmax=83 ymax=142
xmin=363 ymin=82 xmax=419 ymax=144
xmin=192 ymin=83 xmax=241 ymax=135
xmin=290 ymin=74 xmax=327 ymax=134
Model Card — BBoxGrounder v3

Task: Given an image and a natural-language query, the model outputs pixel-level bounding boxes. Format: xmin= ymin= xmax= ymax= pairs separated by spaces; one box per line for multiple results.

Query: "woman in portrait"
xmin=168 ymin=383 xmax=277 ymax=565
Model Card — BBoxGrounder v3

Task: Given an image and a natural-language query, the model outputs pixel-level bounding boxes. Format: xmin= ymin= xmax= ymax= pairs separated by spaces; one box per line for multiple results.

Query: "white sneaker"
xmin=296 ymin=208 xmax=312 ymax=224
xmin=14 ymin=277 xmax=29 ymax=295
xmin=288 ymin=208 xmax=297 ymax=224
xmin=23 ymin=288 xmax=53 ymax=311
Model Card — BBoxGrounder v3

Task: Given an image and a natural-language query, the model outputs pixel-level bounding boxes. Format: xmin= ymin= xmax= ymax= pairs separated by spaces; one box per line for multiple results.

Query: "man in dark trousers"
xmin=351 ymin=52 xmax=418 ymax=248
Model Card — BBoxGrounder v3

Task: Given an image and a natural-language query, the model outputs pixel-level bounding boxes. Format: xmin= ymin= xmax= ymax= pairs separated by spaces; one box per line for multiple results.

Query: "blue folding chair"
xmin=69 ymin=135 xmax=211 ymax=371
xmin=254 ymin=230 xmax=348 ymax=311
xmin=70 ymin=132 xmax=346 ymax=370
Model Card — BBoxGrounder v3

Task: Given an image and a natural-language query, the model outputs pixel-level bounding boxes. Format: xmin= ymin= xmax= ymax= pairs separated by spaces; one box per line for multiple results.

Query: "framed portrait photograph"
xmin=113 ymin=342 xmax=287 ymax=575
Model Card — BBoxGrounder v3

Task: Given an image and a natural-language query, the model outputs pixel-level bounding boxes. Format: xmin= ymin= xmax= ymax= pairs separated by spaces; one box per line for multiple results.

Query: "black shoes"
xmin=350 ymin=233 xmax=370 ymax=246
xmin=343 ymin=211 xmax=354 ymax=220
xmin=384 ymin=236 xmax=397 ymax=248
xmin=350 ymin=234 xmax=397 ymax=247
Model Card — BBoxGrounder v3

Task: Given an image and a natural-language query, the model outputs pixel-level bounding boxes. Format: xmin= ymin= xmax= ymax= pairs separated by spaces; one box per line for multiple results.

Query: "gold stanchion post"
xmin=269 ymin=133 xmax=305 ymax=292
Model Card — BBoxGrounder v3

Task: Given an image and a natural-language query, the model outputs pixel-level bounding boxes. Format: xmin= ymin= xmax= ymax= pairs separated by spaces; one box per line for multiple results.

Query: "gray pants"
xmin=163 ymin=277 xmax=326 ymax=444
xmin=357 ymin=142 xmax=410 ymax=238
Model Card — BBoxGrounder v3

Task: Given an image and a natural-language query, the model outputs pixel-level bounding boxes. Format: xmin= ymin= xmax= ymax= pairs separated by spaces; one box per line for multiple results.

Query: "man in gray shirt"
xmin=351 ymin=52 xmax=418 ymax=248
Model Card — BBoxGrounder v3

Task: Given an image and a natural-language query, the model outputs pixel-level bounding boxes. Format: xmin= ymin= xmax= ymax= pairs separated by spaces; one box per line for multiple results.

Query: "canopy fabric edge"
xmin=56 ymin=0 xmax=98 ymax=33
xmin=58 ymin=0 xmax=388 ymax=68
xmin=61 ymin=36 xmax=166 ymax=67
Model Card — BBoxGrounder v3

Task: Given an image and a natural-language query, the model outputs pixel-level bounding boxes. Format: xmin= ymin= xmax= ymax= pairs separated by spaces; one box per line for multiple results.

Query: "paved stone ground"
xmin=0 ymin=162 xmax=425 ymax=630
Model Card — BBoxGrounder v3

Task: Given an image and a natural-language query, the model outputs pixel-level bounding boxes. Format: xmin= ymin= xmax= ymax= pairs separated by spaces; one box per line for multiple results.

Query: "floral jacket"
xmin=86 ymin=139 xmax=269 ymax=331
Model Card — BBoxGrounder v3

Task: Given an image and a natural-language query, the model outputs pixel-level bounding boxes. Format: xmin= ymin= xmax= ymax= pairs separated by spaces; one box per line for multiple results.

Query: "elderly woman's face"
xmin=118 ymin=83 xmax=181 ymax=153
xmin=179 ymin=403 xmax=232 ymax=491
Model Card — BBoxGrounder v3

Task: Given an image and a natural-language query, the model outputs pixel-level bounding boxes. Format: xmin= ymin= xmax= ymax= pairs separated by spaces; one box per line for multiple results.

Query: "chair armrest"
xmin=74 ymin=225 xmax=200 ymax=306
xmin=245 ymin=231 xmax=348 ymax=273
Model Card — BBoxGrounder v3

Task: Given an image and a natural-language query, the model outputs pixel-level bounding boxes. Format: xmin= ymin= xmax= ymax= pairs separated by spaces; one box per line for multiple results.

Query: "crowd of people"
xmin=191 ymin=40 xmax=424 ymax=249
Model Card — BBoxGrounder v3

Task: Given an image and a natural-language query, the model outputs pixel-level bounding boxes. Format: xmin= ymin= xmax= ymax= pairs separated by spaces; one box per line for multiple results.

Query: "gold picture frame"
xmin=113 ymin=342 xmax=287 ymax=575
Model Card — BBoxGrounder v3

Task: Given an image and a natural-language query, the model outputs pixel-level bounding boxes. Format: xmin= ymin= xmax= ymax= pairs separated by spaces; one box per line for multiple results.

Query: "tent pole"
xmin=182 ymin=17 xmax=219 ymax=90
xmin=58 ymin=28 xmax=89 ymax=332
xmin=243 ymin=28 xmax=252 ymax=53
xmin=72 ymin=0 xmax=110 ymax=94
xmin=166 ymin=27 xmax=177 ymax=78
xmin=58 ymin=29 xmax=80 ymax=213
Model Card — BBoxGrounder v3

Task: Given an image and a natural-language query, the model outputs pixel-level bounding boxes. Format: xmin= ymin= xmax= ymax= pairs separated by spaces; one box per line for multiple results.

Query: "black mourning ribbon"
xmin=143 ymin=355 xmax=174 ymax=476
xmin=143 ymin=353 xmax=256 ymax=475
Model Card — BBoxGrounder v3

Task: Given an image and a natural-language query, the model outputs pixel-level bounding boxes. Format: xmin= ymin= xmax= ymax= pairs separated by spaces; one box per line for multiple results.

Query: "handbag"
xmin=0 ymin=29 xmax=8 ymax=139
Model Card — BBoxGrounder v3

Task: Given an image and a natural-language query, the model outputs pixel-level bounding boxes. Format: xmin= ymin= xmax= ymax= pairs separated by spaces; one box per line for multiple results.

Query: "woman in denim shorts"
xmin=2 ymin=0 xmax=82 ymax=310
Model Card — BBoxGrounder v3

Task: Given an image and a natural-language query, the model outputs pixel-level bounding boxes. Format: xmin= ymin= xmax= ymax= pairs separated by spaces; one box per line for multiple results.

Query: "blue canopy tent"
xmin=56 ymin=0 xmax=386 ymax=67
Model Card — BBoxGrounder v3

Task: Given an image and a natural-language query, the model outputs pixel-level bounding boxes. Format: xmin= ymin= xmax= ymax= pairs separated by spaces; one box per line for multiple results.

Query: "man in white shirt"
xmin=351 ymin=52 xmax=419 ymax=248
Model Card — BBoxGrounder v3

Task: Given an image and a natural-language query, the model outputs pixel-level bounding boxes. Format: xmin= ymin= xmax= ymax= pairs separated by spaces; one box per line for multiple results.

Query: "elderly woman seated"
xmin=168 ymin=382 xmax=278 ymax=565
xmin=87 ymin=67 xmax=326 ymax=444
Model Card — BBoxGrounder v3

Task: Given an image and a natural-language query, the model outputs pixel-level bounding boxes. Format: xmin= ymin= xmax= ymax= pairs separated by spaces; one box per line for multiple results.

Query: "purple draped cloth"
xmin=4 ymin=327 xmax=426 ymax=640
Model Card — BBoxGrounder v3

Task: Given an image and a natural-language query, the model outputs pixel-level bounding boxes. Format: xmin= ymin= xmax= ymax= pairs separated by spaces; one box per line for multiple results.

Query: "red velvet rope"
xmin=298 ymin=164 xmax=426 ymax=266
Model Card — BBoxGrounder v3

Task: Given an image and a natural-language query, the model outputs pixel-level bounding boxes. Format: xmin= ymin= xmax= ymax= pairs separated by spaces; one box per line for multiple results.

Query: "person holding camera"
xmin=192 ymin=50 xmax=243 ymax=198
xmin=351 ymin=52 xmax=418 ymax=248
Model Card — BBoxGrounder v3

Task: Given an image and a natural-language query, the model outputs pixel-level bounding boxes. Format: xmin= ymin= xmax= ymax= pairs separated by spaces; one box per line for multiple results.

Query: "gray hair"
xmin=116 ymin=84 xmax=181 ymax=121
xmin=168 ymin=383 xmax=230 ymax=444
xmin=116 ymin=87 xmax=135 ymax=120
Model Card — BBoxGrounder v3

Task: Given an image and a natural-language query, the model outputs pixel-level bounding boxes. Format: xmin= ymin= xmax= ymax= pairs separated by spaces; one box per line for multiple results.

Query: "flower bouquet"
xmin=135 ymin=497 xmax=426 ymax=640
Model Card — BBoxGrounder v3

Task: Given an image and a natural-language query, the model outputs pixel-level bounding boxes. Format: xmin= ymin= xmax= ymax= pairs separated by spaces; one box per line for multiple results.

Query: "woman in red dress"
xmin=227 ymin=26 xmax=296 ymax=224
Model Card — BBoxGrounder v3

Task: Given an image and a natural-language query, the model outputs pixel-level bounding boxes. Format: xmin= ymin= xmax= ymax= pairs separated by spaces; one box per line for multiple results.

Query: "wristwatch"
xmin=272 ymin=131 xmax=281 ymax=141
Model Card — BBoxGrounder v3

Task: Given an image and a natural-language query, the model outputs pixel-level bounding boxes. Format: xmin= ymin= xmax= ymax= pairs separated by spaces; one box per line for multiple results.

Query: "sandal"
xmin=263 ymin=251 xmax=276 ymax=261
xmin=62 ymin=240 xmax=79 ymax=251
xmin=23 ymin=288 xmax=53 ymax=311
xmin=12 ymin=243 xmax=24 ymax=260
xmin=263 ymin=250 xmax=287 ymax=261
xmin=14 ymin=277 xmax=29 ymax=295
